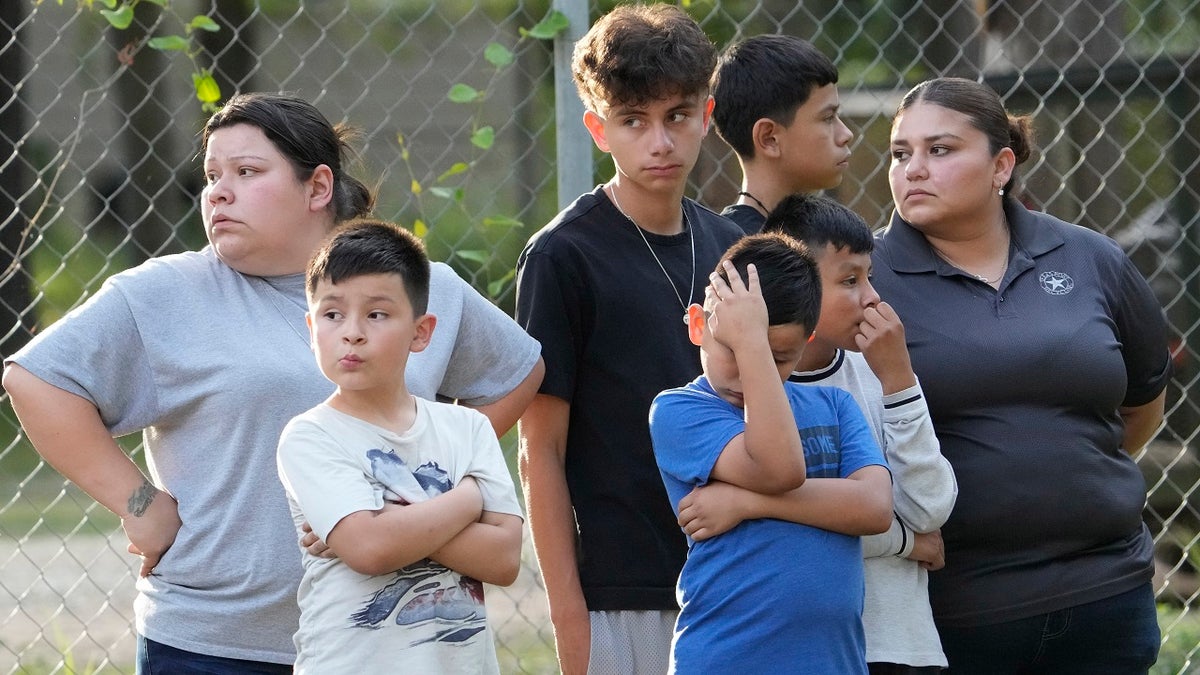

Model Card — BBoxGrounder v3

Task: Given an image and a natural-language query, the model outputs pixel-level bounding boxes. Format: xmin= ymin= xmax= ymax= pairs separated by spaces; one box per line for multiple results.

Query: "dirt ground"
xmin=0 ymin=530 xmax=553 ymax=674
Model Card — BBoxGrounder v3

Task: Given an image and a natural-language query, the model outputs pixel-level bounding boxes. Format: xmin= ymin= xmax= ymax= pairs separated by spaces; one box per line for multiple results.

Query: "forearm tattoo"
xmin=127 ymin=479 xmax=159 ymax=517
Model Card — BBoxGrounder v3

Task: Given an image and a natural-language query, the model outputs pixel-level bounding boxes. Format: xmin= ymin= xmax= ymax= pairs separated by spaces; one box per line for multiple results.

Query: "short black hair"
xmin=306 ymin=219 xmax=430 ymax=315
xmin=762 ymin=194 xmax=873 ymax=255
xmin=711 ymin=35 xmax=838 ymax=159
xmin=714 ymin=232 xmax=820 ymax=335
xmin=572 ymin=4 xmax=716 ymax=113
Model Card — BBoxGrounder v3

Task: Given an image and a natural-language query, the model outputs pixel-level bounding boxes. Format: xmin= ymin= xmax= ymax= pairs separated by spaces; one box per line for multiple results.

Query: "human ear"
xmin=686 ymin=303 xmax=706 ymax=347
xmin=993 ymin=147 xmax=1016 ymax=191
xmin=751 ymin=118 xmax=781 ymax=159
xmin=305 ymin=312 xmax=316 ymax=352
xmin=701 ymin=96 xmax=715 ymax=134
xmin=410 ymin=313 xmax=438 ymax=353
xmin=307 ymin=164 xmax=335 ymax=212
xmin=583 ymin=111 xmax=610 ymax=152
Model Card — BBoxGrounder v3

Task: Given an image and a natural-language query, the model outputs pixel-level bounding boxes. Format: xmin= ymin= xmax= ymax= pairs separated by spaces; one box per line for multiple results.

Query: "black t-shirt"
xmin=516 ymin=186 xmax=743 ymax=610
xmin=720 ymin=203 xmax=765 ymax=235
xmin=872 ymin=201 xmax=1171 ymax=627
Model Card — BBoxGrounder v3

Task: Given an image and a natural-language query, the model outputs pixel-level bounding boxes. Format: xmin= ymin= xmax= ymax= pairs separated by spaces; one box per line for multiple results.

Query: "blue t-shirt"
xmin=650 ymin=376 xmax=887 ymax=674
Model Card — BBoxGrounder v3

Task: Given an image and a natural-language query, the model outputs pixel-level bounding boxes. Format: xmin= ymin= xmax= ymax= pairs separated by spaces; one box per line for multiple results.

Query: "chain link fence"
xmin=1 ymin=0 xmax=1197 ymax=672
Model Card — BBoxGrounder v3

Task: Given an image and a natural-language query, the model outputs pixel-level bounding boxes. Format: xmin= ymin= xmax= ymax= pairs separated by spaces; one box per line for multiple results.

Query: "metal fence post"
xmin=553 ymin=0 xmax=591 ymax=210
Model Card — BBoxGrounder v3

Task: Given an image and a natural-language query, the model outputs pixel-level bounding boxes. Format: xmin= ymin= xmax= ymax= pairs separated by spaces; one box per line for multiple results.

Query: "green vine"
xmin=55 ymin=0 xmax=222 ymax=112
xmin=400 ymin=9 xmax=569 ymax=299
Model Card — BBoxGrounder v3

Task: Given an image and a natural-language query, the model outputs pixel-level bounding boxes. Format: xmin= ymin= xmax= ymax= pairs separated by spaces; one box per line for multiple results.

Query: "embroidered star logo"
xmin=1039 ymin=271 xmax=1074 ymax=296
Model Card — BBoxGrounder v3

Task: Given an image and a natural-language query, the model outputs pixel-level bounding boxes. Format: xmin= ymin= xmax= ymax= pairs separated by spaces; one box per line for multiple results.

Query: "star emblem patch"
xmin=1039 ymin=271 xmax=1074 ymax=295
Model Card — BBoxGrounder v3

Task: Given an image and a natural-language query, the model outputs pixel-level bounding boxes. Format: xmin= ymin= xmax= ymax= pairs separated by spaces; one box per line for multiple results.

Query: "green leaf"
xmin=189 ymin=15 xmax=220 ymax=32
xmin=437 ymin=162 xmax=469 ymax=182
xmin=448 ymin=83 xmax=481 ymax=104
xmin=470 ymin=126 xmax=494 ymax=150
xmin=454 ymin=250 xmax=489 ymax=266
xmin=488 ymin=269 xmax=516 ymax=298
xmin=192 ymin=71 xmax=221 ymax=105
xmin=413 ymin=220 xmax=428 ymax=239
xmin=484 ymin=42 xmax=514 ymax=68
xmin=96 ymin=0 xmax=119 ymax=9
xmin=428 ymin=187 xmax=464 ymax=202
xmin=482 ymin=214 xmax=523 ymax=229
xmin=148 ymin=35 xmax=188 ymax=52
xmin=100 ymin=4 xmax=135 ymax=30
xmin=142 ymin=0 xmax=168 ymax=6
xmin=520 ymin=10 xmax=570 ymax=40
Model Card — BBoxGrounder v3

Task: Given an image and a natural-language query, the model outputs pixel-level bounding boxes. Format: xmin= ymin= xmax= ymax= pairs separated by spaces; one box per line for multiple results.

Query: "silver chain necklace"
xmin=608 ymin=185 xmax=696 ymax=323
xmin=928 ymin=215 xmax=1011 ymax=285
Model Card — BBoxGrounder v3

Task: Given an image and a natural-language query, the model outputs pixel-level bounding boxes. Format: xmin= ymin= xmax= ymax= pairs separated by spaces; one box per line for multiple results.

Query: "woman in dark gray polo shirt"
xmin=873 ymin=77 xmax=1171 ymax=675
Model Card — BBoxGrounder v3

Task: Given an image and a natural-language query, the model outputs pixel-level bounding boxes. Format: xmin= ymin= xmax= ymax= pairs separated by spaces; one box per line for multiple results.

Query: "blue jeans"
xmin=937 ymin=583 xmax=1160 ymax=674
xmin=136 ymin=635 xmax=293 ymax=675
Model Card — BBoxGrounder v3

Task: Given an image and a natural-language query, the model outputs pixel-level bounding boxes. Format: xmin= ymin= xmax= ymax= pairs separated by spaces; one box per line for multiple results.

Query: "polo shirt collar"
xmin=880 ymin=199 xmax=1065 ymax=274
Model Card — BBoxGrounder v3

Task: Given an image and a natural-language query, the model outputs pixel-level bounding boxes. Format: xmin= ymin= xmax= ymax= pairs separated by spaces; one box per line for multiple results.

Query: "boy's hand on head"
xmin=677 ymin=481 xmax=753 ymax=540
xmin=855 ymin=301 xmax=917 ymax=395
xmin=708 ymin=261 xmax=769 ymax=353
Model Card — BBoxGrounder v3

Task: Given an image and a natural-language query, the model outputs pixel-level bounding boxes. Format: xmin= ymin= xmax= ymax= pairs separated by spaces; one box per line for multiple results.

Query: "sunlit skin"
xmin=797 ymin=243 xmax=916 ymax=395
xmin=202 ymin=123 xmax=335 ymax=276
xmin=775 ymin=83 xmax=855 ymax=193
xmin=689 ymin=297 xmax=809 ymax=409
xmin=306 ymin=273 xmax=436 ymax=424
xmin=583 ymin=92 xmax=714 ymax=234
xmin=887 ymin=101 xmax=1013 ymax=242
xmin=799 ymin=244 xmax=881 ymax=369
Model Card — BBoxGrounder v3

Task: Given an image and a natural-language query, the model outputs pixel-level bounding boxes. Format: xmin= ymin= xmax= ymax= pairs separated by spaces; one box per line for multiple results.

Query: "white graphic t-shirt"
xmin=277 ymin=399 xmax=523 ymax=674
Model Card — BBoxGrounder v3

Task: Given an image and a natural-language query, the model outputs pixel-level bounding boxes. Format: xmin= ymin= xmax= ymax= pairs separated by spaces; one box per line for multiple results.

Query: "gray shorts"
xmin=588 ymin=609 xmax=677 ymax=675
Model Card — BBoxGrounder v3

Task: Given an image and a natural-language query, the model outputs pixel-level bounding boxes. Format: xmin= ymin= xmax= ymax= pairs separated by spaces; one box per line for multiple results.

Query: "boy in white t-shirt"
xmin=277 ymin=219 xmax=524 ymax=674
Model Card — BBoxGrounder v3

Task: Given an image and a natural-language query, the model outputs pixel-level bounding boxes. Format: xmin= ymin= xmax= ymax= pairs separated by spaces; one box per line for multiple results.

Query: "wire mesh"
xmin=1 ymin=0 xmax=1198 ymax=672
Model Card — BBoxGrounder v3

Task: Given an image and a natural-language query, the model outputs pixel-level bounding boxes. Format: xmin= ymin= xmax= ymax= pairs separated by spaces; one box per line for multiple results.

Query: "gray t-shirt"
xmin=6 ymin=247 xmax=540 ymax=663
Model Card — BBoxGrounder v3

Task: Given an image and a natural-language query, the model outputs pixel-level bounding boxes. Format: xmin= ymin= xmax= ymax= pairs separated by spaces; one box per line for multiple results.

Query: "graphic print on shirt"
xmin=350 ymin=447 xmax=487 ymax=646
xmin=1039 ymin=270 xmax=1074 ymax=296
xmin=367 ymin=447 xmax=453 ymax=503
xmin=800 ymin=425 xmax=843 ymax=478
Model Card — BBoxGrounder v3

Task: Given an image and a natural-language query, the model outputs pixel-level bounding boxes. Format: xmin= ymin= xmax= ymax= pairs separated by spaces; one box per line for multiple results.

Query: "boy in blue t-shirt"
xmin=650 ymin=233 xmax=892 ymax=673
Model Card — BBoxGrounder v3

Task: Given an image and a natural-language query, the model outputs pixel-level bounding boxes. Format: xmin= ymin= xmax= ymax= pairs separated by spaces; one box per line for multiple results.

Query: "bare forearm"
xmin=753 ymin=468 xmax=893 ymax=535
xmin=468 ymin=358 xmax=545 ymax=437
xmin=4 ymin=364 xmax=181 ymax=575
xmin=329 ymin=485 xmax=481 ymax=576
xmin=738 ymin=349 xmax=806 ymax=490
xmin=429 ymin=513 xmax=523 ymax=586
xmin=4 ymin=365 xmax=148 ymax=516
xmin=521 ymin=453 xmax=584 ymax=612
xmin=517 ymin=395 xmax=586 ymax=615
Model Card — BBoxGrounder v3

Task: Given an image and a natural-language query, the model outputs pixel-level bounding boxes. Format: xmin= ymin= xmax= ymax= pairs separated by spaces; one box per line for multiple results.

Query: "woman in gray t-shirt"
xmin=3 ymin=93 xmax=542 ymax=672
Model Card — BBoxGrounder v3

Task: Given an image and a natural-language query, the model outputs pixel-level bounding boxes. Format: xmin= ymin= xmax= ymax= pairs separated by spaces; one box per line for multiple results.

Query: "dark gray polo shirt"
xmin=872 ymin=200 xmax=1171 ymax=627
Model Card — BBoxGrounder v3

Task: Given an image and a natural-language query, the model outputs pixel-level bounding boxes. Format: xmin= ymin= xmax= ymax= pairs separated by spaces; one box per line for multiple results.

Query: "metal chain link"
xmin=2 ymin=1 xmax=1198 ymax=672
